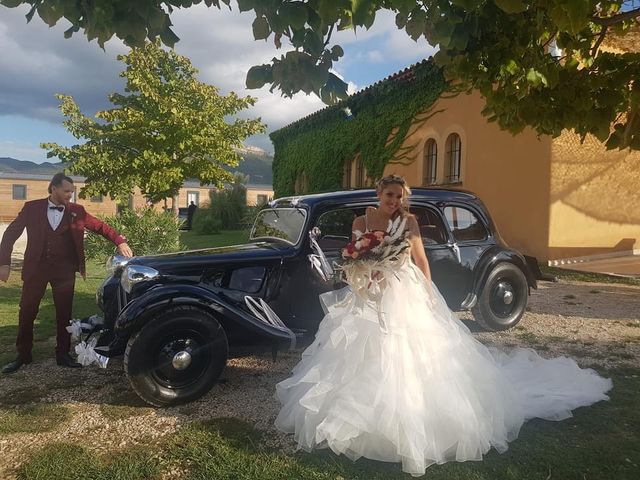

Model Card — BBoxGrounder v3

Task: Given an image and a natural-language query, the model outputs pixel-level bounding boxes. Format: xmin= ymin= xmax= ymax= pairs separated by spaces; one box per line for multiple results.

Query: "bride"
xmin=275 ymin=175 xmax=612 ymax=476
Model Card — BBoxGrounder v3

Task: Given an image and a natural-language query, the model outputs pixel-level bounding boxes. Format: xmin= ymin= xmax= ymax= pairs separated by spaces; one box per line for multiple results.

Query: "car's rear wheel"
xmin=124 ymin=305 xmax=228 ymax=407
xmin=472 ymin=262 xmax=528 ymax=331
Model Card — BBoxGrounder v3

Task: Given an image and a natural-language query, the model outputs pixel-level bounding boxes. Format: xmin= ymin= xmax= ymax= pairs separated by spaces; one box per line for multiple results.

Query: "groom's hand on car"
xmin=117 ymin=242 xmax=134 ymax=258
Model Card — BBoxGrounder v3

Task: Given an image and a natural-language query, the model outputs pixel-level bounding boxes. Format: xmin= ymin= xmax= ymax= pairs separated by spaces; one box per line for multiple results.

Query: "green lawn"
xmin=2 ymin=231 xmax=639 ymax=479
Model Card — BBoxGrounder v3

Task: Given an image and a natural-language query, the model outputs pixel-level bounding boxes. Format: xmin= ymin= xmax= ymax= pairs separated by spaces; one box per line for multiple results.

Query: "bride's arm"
xmin=407 ymin=216 xmax=432 ymax=282
xmin=351 ymin=216 xmax=365 ymax=241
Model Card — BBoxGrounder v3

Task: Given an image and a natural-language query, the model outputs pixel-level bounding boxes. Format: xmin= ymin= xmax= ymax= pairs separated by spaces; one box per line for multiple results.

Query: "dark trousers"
xmin=16 ymin=263 xmax=76 ymax=361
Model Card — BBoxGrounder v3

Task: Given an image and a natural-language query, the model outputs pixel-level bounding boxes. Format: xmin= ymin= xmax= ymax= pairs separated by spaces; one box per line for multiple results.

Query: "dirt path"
xmin=0 ymin=279 xmax=639 ymax=479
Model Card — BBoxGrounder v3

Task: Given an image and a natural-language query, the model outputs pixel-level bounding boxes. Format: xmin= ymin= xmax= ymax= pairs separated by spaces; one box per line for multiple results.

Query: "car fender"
xmin=113 ymin=283 xmax=295 ymax=344
xmin=472 ymin=247 xmax=537 ymax=297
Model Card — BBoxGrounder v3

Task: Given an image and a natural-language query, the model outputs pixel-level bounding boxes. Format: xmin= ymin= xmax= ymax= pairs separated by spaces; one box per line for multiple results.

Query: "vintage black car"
xmin=93 ymin=188 xmax=537 ymax=407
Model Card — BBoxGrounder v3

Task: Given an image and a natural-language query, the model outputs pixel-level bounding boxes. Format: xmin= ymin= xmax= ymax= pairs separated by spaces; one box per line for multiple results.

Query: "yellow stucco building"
xmin=362 ymin=89 xmax=640 ymax=262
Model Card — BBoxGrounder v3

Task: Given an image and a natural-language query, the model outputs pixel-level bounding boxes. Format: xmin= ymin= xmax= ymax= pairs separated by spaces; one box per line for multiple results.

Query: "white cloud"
xmin=0 ymin=3 xmax=436 ymax=157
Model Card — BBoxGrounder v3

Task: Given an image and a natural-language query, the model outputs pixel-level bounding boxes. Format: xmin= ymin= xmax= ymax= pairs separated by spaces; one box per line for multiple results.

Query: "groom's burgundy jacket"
xmin=0 ymin=198 xmax=126 ymax=280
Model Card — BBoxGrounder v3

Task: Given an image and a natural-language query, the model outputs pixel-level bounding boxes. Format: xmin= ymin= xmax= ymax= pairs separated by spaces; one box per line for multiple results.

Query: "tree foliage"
xmin=4 ymin=0 xmax=640 ymax=150
xmin=41 ymin=40 xmax=265 ymax=203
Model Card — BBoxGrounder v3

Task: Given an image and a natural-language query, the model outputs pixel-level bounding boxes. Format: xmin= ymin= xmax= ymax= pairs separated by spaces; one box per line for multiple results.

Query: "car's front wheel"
xmin=124 ymin=305 xmax=228 ymax=407
xmin=472 ymin=262 xmax=528 ymax=331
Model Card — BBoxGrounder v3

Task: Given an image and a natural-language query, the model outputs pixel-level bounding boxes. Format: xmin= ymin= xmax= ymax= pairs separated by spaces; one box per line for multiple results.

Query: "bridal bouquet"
xmin=337 ymin=216 xmax=410 ymax=333
xmin=340 ymin=216 xmax=409 ymax=265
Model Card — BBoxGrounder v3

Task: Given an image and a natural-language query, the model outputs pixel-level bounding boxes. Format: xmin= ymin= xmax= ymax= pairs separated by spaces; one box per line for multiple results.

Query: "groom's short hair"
xmin=48 ymin=173 xmax=74 ymax=194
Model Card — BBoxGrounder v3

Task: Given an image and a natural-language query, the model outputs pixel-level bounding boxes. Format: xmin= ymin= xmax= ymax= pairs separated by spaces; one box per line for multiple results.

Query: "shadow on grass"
xmin=12 ymin=368 xmax=640 ymax=479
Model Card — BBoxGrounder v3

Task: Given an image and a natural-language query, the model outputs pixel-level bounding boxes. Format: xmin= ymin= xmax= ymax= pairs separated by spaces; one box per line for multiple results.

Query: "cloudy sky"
xmin=0 ymin=3 xmax=435 ymax=162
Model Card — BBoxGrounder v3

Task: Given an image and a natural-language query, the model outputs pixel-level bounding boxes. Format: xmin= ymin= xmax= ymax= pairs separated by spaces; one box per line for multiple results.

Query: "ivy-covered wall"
xmin=270 ymin=60 xmax=446 ymax=197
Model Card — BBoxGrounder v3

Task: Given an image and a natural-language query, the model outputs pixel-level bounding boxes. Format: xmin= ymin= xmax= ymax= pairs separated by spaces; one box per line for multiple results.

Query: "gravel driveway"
xmin=0 ymin=279 xmax=639 ymax=478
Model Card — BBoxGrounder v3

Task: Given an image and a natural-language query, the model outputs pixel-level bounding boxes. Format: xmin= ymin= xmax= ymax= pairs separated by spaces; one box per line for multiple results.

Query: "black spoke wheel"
xmin=124 ymin=306 xmax=228 ymax=407
xmin=472 ymin=263 xmax=528 ymax=331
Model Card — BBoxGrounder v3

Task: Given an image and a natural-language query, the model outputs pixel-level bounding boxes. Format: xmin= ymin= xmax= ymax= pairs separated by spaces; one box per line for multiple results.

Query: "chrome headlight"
xmin=106 ymin=255 xmax=130 ymax=274
xmin=121 ymin=265 xmax=160 ymax=293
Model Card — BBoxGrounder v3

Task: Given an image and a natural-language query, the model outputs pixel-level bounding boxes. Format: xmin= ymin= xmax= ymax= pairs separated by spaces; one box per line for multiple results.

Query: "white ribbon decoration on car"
xmin=244 ymin=296 xmax=297 ymax=350
xmin=308 ymin=230 xmax=334 ymax=282
xmin=74 ymin=336 xmax=109 ymax=368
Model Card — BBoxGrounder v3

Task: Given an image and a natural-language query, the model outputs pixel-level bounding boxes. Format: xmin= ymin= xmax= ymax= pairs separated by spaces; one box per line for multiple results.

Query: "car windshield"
xmin=250 ymin=208 xmax=307 ymax=245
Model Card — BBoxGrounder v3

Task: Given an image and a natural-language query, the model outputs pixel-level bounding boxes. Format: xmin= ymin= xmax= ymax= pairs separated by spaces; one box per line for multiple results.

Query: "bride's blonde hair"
xmin=376 ymin=175 xmax=411 ymax=218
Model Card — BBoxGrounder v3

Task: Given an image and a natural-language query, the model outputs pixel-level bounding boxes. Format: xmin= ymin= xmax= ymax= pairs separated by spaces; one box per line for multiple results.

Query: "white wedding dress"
xmin=275 ymin=221 xmax=612 ymax=476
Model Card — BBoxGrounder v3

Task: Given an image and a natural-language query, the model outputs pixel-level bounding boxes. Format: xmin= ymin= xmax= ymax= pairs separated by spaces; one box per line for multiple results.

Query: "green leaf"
xmin=1 ymin=0 xmax=24 ymax=8
xmin=395 ymin=12 xmax=408 ymax=29
xmin=405 ymin=15 xmax=424 ymax=41
xmin=318 ymin=0 xmax=342 ymax=25
xmin=159 ymin=27 xmax=180 ymax=48
xmin=246 ymin=64 xmax=272 ymax=89
xmin=303 ymin=31 xmax=324 ymax=56
xmin=237 ymin=0 xmax=254 ymax=12
xmin=526 ymin=68 xmax=547 ymax=87
xmin=494 ymin=0 xmax=526 ymax=14
xmin=320 ymin=72 xmax=349 ymax=104
xmin=451 ymin=0 xmax=480 ymax=11
xmin=280 ymin=2 xmax=308 ymax=30
xmin=252 ymin=16 xmax=270 ymax=40
xmin=309 ymin=66 xmax=330 ymax=91
xmin=352 ymin=0 xmax=375 ymax=29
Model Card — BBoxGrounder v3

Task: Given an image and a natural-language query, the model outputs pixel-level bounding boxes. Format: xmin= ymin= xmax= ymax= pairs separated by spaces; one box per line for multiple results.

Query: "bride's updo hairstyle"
xmin=376 ymin=174 xmax=412 ymax=219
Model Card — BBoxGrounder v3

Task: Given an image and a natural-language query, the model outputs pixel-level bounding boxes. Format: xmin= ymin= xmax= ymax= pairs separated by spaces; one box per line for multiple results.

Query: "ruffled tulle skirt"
xmin=275 ymin=262 xmax=613 ymax=476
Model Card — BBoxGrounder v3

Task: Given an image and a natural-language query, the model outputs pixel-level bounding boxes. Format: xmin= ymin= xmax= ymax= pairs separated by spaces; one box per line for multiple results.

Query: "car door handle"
xmin=446 ymin=242 xmax=461 ymax=263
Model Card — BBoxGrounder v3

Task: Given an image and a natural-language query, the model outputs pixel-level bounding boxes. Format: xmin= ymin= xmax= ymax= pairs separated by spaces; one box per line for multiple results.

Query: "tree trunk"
xmin=172 ymin=195 xmax=179 ymax=215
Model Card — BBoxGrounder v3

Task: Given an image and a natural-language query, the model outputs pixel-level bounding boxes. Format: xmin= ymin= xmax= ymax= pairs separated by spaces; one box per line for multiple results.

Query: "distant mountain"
xmin=232 ymin=146 xmax=273 ymax=184
xmin=0 ymin=157 xmax=66 ymax=174
xmin=0 ymin=148 xmax=274 ymax=184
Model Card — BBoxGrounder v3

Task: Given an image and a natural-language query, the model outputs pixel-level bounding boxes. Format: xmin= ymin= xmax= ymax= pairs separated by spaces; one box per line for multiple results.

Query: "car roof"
xmin=271 ymin=187 xmax=481 ymax=209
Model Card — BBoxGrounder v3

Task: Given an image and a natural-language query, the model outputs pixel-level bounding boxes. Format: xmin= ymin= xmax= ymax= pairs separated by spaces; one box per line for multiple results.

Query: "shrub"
xmin=193 ymin=176 xmax=249 ymax=234
xmin=85 ymin=208 xmax=183 ymax=261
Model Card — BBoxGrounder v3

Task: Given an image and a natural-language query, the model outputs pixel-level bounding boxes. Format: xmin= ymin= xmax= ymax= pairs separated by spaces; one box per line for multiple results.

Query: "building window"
xmin=12 ymin=184 xmax=27 ymax=200
xmin=445 ymin=133 xmax=462 ymax=183
xmin=355 ymin=158 xmax=365 ymax=187
xmin=90 ymin=194 xmax=103 ymax=203
xmin=343 ymin=159 xmax=352 ymax=188
xmin=423 ymin=139 xmax=437 ymax=185
xmin=187 ymin=191 xmax=200 ymax=206
xmin=256 ymin=194 xmax=268 ymax=205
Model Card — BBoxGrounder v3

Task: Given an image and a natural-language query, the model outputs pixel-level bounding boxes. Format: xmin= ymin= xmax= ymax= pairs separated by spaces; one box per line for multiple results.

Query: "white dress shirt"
xmin=47 ymin=199 xmax=65 ymax=230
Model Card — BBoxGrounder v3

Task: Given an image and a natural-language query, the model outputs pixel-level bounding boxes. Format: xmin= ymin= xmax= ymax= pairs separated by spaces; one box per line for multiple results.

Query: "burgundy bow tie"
xmin=49 ymin=206 xmax=64 ymax=212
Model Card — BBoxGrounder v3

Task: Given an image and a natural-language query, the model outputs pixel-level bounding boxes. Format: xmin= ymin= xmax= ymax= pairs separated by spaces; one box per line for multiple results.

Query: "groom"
xmin=0 ymin=173 xmax=133 ymax=373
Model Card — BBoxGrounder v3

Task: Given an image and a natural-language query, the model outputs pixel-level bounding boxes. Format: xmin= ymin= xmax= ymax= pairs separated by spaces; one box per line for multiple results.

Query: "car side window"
xmin=411 ymin=207 xmax=448 ymax=245
xmin=228 ymin=266 xmax=266 ymax=293
xmin=314 ymin=208 xmax=358 ymax=250
xmin=443 ymin=206 xmax=488 ymax=242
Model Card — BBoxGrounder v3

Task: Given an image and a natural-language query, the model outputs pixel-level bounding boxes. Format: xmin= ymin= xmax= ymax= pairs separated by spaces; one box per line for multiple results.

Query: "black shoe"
xmin=2 ymin=356 xmax=32 ymax=374
xmin=56 ymin=353 xmax=82 ymax=369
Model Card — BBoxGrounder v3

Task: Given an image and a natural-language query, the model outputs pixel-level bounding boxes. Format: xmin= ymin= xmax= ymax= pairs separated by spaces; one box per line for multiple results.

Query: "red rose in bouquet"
xmin=341 ymin=231 xmax=386 ymax=260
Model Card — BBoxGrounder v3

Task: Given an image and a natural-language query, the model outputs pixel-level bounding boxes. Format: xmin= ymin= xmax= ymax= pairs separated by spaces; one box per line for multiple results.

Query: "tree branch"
xmin=592 ymin=8 xmax=640 ymax=27
xmin=592 ymin=26 xmax=608 ymax=56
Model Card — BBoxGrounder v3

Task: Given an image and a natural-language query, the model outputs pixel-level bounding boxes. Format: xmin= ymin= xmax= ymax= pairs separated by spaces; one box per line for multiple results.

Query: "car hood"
xmin=126 ymin=241 xmax=295 ymax=273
